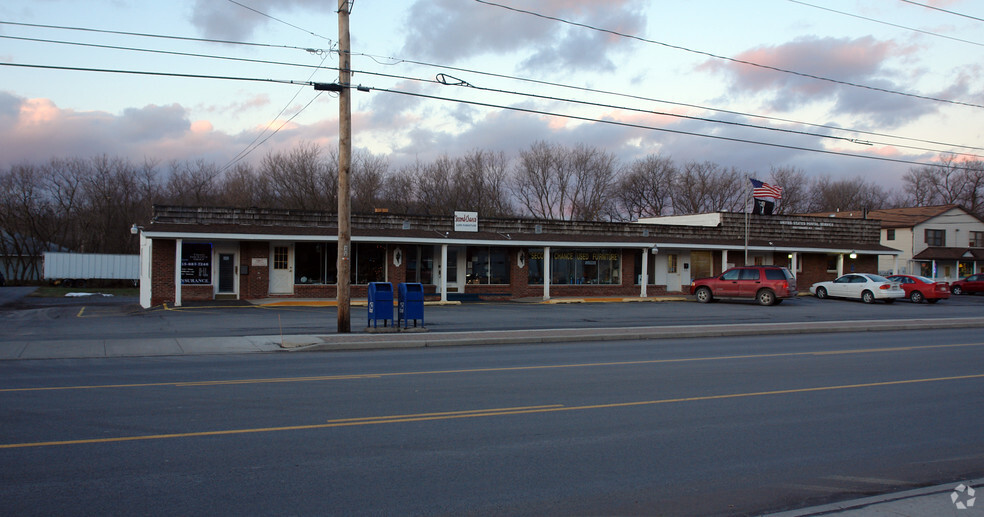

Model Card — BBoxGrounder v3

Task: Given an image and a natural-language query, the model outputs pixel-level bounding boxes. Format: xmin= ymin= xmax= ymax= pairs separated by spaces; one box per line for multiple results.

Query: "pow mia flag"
xmin=752 ymin=198 xmax=775 ymax=215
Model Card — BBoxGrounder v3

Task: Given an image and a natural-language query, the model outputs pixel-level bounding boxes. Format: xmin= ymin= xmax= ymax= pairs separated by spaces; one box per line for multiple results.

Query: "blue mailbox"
xmin=367 ymin=282 xmax=394 ymax=328
xmin=398 ymin=282 xmax=425 ymax=328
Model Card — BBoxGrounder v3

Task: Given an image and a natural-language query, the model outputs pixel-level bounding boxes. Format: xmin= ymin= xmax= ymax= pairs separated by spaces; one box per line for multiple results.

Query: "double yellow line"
xmin=3 ymin=373 xmax=983 ymax=450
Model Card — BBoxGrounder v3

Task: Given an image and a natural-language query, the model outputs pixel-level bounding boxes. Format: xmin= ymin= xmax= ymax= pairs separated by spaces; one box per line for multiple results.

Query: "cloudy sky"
xmin=1 ymin=0 xmax=981 ymax=188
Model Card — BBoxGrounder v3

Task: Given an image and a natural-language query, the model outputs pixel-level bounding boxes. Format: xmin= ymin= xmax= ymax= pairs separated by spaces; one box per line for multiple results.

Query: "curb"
xmin=277 ymin=317 xmax=984 ymax=352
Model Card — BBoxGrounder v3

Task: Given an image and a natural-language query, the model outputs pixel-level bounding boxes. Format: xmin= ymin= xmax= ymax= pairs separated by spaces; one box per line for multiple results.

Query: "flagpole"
xmin=744 ymin=176 xmax=750 ymax=265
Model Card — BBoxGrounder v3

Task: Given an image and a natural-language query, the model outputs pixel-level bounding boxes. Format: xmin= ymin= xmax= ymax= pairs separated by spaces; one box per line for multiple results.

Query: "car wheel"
xmin=910 ymin=291 xmax=923 ymax=303
xmin=927 ymin=299 xmax=939 ymax=304
xmin=952 ymin=285 xmax=963 ymax=295
xmin=861 ymin=290 xmax=875 ymax=304
xmin=695 ymin=286 xmax=713 ymax=303
xmin=757 ymin=289 xmax=776 ymax=306
xmin=815 ymin=287 xmax=827 ymax=299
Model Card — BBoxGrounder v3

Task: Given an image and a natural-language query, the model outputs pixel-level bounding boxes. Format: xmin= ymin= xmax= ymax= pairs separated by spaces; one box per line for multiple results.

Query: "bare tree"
xmin=567 ymin=144 xmax=618 ymax=221
xmin=610 ymin=154 xmax=676 ymax=221
xmin=807 ymin=175 xmax=888 ymax=212
xmin=259 ymin=142 xmax=336 ymax=210
xmin=351 ymin=151 xmax=389 ymax=213
xmin=768 ymin=165 xmax=810 ymax=214
xmin=512 ymin=141 xmax=571 ymax=219
xmin=671 ymin=161 xmax=744 ymax=214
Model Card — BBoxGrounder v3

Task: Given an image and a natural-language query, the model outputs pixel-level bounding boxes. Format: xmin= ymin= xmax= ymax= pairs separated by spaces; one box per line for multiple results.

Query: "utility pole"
xmin=336 ymin=0 xmax=352 ymax=333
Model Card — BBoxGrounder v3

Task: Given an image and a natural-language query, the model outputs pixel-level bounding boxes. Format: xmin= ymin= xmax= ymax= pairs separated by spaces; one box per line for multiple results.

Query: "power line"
xmin=789 ymin=0 xmax=984 ymax=47
xmin=897 ymin=0 xmax=984 ymax=23
xmin=472 ymin=0 xmax=984 ymax=110
xmin=0 ymin=61 xmax=310 ymax=86
xmin=0 ymin=20 xmax=330 ymax=54
xmin=367 ymin=84 xmax=982 ymax=172
xmin=0 ymin=34 xmax=329 ymax=67
xmin=352 ymin=51 xmax=984 ymax=154
xmin=7 ymin=29 xmax=980 ymax=158
xmin=224 ymin=0 xmax=334 ymax=42
xmin=7 ymin=17 xmax=980 ymax=154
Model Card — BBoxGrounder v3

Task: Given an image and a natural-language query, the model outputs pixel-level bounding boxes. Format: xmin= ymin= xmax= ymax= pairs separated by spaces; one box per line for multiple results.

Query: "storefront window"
xmin=406 ymin=246 xmax=435 ymax=284
xmin=528 ymin=248 xmax=545 ymax=285
xmin=180 ymin=242 xmax=212 ymax=285
xmin=467 ymin=247 xmax=509 ymax=284
xmin=528 ymin=248 xmax=621 ymax=285
xmin=959 ymin=261 xmax=974 ymax=278
xmin=294 ymin=242 xmax=338 ymax=284
xmin=354 ymin=243 xmax=386 ymax=284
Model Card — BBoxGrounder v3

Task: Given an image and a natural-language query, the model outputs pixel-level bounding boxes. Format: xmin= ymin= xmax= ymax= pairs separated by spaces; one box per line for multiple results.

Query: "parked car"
xmin=690 ymin=265 xmax=798 ymax=306
xmin=810 ymin=273 xmax=904 ymax=303
xmin=950 ymin=274 xmax=984 ymax=295
xmin=886 ymin=274 xmax=949 ymax=303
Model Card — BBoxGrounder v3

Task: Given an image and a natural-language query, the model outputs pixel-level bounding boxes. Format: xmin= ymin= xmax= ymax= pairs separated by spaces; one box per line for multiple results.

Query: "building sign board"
xmin=454 ymin=211 xmax=478 ymax=232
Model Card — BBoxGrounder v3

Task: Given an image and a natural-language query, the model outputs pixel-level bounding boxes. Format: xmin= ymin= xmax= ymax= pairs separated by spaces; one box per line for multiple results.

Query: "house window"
xmin=886 ymin=229 xmax=895 ymax=241
xmin=668 ymin=254 xmax=678 ymax=274
xmin=970 ymin=231 xmax=984 ymax=247
xmin=925 ymin=229 xmax=945 ymax=247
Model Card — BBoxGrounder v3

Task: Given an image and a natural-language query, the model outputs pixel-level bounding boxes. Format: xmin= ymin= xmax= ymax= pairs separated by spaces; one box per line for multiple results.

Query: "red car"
xmin=886 ymin=275 xmax=949 ymax=303
xmin=690 ymin=265 xmax=798 ymax=306
xmin=950 ymin=274 xmax=984 ymax=295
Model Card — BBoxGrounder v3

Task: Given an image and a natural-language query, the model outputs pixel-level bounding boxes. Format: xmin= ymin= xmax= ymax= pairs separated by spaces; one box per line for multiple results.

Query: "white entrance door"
xmin=270 ymin=244 xmax=294 ymax=294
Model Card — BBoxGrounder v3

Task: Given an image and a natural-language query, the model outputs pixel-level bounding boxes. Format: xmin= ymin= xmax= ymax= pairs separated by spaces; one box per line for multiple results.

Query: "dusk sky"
xmin=1 ymin=0 xmax=981 ymax=189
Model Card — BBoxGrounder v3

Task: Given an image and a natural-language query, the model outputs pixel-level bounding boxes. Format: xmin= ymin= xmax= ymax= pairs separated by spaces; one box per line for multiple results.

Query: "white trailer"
xmin=42 ymin=252 xmax=139 ymax=287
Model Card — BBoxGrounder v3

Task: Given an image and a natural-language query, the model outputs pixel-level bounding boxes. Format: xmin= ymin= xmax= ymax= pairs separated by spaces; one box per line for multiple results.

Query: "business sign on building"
xmin=454 ymin=211 xmax=478 ymax=232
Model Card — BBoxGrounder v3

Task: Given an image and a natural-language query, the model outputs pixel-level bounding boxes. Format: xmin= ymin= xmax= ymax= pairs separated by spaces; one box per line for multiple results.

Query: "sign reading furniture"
xmin=454 ymin=211 xmax=478 ymax=232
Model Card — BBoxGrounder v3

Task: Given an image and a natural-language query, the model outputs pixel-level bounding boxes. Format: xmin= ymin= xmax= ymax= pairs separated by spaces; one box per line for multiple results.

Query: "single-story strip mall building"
xmin=137 ymin=205 xmax=901 ymax=308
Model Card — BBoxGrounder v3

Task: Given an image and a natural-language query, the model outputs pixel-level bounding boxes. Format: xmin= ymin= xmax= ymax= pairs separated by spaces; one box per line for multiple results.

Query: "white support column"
xmin=836 ymin=253 xmax=844 ymax=277
xmin=789 ymin=252 xmax=798 ymax=279
xmin=893 ymin=255 xmax=899 ymax=275
xmin=174 ymin=238 xmax=182 ymax=307
xmin=139 ymin=233 xmax=152 ymax=308
xmin=641 ymin=248 xmax=649 ymax=298
xmin=440 ymin=244 xmax=448 ymax=303
xmin=543 ymin=246 xmax=551 ymax=301
xmin=721 ymin=249 xmax=729 ymax=270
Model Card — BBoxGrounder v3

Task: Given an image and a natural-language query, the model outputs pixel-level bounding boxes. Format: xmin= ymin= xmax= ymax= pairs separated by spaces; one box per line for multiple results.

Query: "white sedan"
xmin=810 ymin=273 xmax=904 ymax=304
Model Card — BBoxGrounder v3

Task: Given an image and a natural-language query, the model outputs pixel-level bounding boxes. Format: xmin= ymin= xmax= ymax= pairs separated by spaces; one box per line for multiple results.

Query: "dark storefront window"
xmin=181 ymin=242 xmax=212 ymax=285
xmin=295 ymin=242 xmax=337 ymax=284
xmin=406 ymin=246 xmax=435 ymax=284
xmin=355 ymin=243 xmax=386 ymax=284
xmin=294 ymin=242 xmax=386 ymax=284
xmin=633 ymin=250 xmax=657 ymax=284
xmin=527 ymin=248 xmax=620 ymax=285
xmin=467 ymin=247 xmax=509 ymax=284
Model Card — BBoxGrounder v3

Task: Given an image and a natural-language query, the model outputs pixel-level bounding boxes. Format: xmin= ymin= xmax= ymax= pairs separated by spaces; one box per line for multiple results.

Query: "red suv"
xmin=690 ymin=265 xmax=798 ymax=306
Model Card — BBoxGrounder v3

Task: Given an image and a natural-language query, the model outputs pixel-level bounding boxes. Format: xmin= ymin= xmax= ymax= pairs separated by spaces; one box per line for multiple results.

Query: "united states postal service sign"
xmin=454 ymin=211 xmax=478 ymax=232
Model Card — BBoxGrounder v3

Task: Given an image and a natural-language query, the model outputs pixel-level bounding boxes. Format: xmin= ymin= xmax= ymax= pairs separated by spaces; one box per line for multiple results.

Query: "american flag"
xmin=750 ymin=178 xmax=783 ymax=199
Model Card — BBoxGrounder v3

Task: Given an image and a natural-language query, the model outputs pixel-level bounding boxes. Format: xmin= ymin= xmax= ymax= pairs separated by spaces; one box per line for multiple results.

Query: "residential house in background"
xmin=802 ymin=205 xmax=984 ymax=281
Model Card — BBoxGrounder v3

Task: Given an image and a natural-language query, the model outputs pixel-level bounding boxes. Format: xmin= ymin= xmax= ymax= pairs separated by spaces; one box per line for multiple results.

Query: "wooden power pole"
xmin=336 ymin=0 xmax=352 ymax=333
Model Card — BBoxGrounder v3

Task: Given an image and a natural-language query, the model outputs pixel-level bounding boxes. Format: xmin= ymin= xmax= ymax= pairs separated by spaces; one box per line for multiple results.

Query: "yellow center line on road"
xmin=2 ymin=373 xmax=983 ymax=450
xmin=3 ymin=342 xmax=984 ymax=393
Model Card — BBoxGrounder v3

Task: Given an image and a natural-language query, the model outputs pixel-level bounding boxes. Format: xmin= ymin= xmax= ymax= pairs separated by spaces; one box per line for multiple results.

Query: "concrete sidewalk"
xmin=768 ymin=478 xmax=982 ymax=516
xmin=3 ymin=316 xmax=984 ymax=359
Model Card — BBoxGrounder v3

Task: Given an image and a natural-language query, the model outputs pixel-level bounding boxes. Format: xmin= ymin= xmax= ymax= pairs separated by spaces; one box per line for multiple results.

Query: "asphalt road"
xmin=2 ymin=328 xmax=983 ymax=515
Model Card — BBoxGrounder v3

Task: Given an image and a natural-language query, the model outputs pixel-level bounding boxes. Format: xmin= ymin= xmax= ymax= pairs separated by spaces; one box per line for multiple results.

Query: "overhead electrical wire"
xmin=367 ymin=84 xmax=982 ymax=172
xmin=225 ymin=0 xmax=334 ymax=42
xmin=789 ymin=0 xmax=984 ymax=47
xmin=0 ymin=61 xmax=311 ymax=86
xmin=0 ymin=20 xmax=330 ymax=54
xmin=6 ymin=17 xmax=980 ymax=154
xmin=472 ymin=0 xmax=984 ymax=110
xmin=897 ymin=0 xmax=984 ymax=23
xmin=352 ymin=51 xmax=984 ymax=154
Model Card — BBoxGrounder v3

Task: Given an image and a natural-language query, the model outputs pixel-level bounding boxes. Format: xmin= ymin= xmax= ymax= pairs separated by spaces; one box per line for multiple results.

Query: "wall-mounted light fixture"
xmin=849 ymin=251 xmax=858 ymax=259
